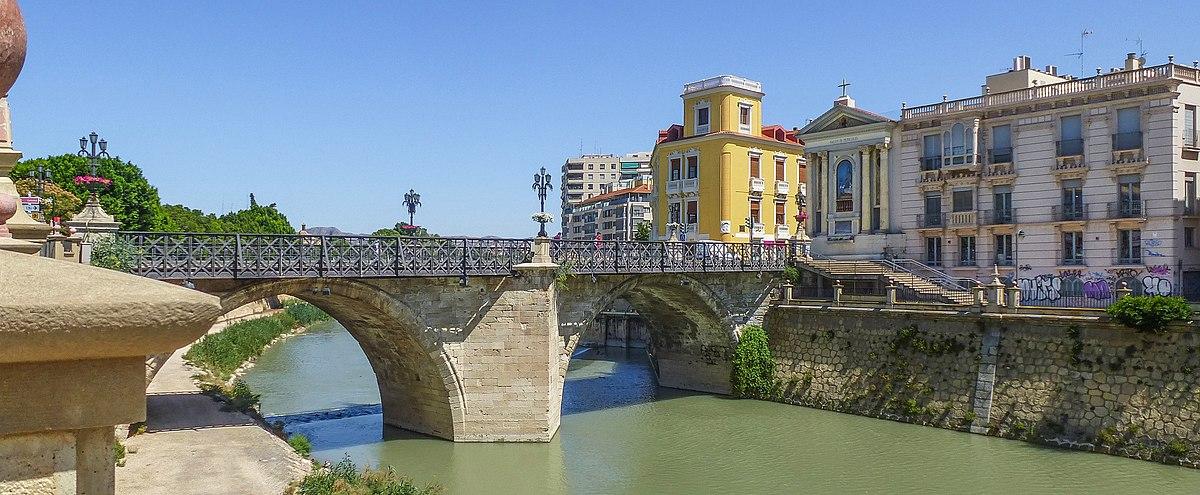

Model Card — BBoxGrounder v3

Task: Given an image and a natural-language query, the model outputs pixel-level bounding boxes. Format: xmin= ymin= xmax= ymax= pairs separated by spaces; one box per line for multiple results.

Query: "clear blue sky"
xmin=14 ymin=1 xmax=1200 ymax=236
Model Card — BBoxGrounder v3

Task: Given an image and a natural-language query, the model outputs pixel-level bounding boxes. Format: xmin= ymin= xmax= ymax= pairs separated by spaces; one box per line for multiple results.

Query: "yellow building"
xmin=652 ymin=75 xmax=806 ymax=242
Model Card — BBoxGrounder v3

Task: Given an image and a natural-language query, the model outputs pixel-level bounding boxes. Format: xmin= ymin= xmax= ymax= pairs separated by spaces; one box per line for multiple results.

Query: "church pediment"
xmin=799 ymin=105 xmax=893 ymax=136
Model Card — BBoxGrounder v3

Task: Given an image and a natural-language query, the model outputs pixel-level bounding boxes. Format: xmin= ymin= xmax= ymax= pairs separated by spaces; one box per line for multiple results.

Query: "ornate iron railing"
xmin=119 ymin=232 xmax=790 ymax=280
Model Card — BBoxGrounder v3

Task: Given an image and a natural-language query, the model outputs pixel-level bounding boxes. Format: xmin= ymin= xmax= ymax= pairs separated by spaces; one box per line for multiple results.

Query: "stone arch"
xmin=216 ymin=278 xmax=465 ymax=440
xmin=557 ymin=273 xmax=743 ymax=394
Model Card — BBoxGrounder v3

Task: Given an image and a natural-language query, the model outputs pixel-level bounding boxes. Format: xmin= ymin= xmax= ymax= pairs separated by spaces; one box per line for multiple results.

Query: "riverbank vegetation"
xmin=290 ymin=457 xmax=441 ymax=495
xmin=731 ymin=325 xmax=779 ymax=399
xmin=1106 ymin=295 xmax=1192 ymax=333
xmin=185 ymin=301 xmax=331 ymax=382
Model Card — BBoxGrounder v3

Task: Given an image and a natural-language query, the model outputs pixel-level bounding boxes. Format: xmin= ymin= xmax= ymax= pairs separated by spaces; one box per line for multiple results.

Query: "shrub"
xmin=113 ymin=441 xmax=126 ymax=465
xmin=731 ymin=325 xmax=778 ymax=399
xmin=1106 ymin=295 xmax=1193 ymax=333
xmin=89 ymin=234 xmax=139 ymax=272
xmin=1166 ymin=439 xmax=1191 ymax=458
xmin=293 ymin=456 xmax=441 ymax=495
xmin=184 ymin=302 xmax=329 ymax=380
xmin=782 ymin=265 xmax=800 ymax=284
xmin=288 ymin=434 xmax=312 ymax=457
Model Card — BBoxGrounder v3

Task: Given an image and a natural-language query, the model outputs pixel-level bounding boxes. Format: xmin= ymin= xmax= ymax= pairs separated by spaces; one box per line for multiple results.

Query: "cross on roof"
xmin=838 ymin=78 xmax=851 ymax=97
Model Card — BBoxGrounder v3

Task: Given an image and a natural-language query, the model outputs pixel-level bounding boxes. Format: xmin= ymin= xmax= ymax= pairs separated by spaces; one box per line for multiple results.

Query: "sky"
xmin=13 ymin=1 xmax=1200 ymax=236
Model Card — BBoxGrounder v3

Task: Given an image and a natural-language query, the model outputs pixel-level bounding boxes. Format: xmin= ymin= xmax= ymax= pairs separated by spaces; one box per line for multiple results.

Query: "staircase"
xmin=795 ymin=256 xmax=975 ymax=305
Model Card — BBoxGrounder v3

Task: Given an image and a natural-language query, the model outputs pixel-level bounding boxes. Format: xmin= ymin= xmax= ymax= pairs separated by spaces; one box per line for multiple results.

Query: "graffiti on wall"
xmin=1017 ymin=265 xmax=1174 ymax=303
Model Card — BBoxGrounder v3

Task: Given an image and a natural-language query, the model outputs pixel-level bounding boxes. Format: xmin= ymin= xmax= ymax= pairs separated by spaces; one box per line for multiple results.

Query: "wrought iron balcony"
xmin=1112 ymin=131 xmax=1143 ymax=151
xmin=917 ymin=213 xmax=943 ymax=228
xmin=981 ymin=208 xmax=1016 ymax=225
xmin=988 ymin=147 xmax=1013 ymax=164
xmin=1106 ymin=200 xmax=1146 ymax=219
xmin=1052 ymin=204 xmax=1088 ymax=222
xmin=1056 ymin=139 xmax=1084 ymax=157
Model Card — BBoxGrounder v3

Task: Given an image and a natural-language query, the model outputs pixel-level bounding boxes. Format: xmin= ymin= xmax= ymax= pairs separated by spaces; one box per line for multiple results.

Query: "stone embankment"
xmin=765 ymin=304 xmax=1200 ymax=468
xmin=117 ymin=301 xmax=310 ymax=495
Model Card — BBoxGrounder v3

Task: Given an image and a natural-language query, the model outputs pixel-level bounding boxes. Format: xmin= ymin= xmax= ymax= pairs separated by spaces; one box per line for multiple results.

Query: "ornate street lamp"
xmin=26 ymin=165 xmax=49 ymax=222
xmin=404 ymin=189 xmax=421 ymax=226
xmin=532 ymin=167 xmax=553 ymax=238
xmin=77 ymin=131 xmax=112 ymax=201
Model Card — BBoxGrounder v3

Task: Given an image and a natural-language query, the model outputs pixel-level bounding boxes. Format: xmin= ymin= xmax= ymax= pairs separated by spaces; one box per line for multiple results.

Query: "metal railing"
xmin=1106 ymin=200 xmax=1145 ymax=219
xmin=980 ymin=208 xmax=1016 ymax=225
xmin=1112 ymin=247 xmax=1142 ymax=266
xmin=1056 ymin=139 xmax=1084 ymax=157
xmin=917 ymin=213 xmax=943 ymax=228
xmin=920 ymin=156 xmax=941 ymax=171
xmin=1051 ymin=204 xmax=1088 ymax=222
xmin=121 ymin=232 xmax=792 ymax=280
xmin=988 ymin=147 xmax=1013 ymax=164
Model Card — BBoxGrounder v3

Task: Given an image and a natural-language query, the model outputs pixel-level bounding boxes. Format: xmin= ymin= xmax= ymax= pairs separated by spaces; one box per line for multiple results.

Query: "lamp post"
xmin=77 ymin=131 xmax=111 ymax=202
xmin=26 ymin=165 xmax=48 ymax=222
xmin=1014 ymin=229 xmax=1026 ymax=283
xmin=532 ymin=167 xmax=553 ymax=238
xmin=403 ymin=189 xmax=421 ymax=226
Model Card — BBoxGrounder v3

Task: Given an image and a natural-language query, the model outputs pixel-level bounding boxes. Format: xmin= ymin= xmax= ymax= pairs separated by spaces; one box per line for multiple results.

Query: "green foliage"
xmin=554 ymin=262 xmax=575 ymax=290
xmin=371 ymin=222 xmax=432 ymax=237
xmin=185 ymin=302 xmax=329 ymax=380
xmin=1106 ymin=295 xmax=1193 ymax=333
xmin=962 ymin=410 xmax=978 ymax=425
xmin=1097 ymin=427 xmax=1118 ymax=446
xmin=731 ymin=325 xmax=778 ymax=399
xmin=160 ymin=203 xmax=222 ymax=232
xmin=14 ymin=177 xmax=82 ymax=222
xmin=216 ymin=198 xmax=294 ymax=234
xmin=90 ymin=234 xmax=139 ymax=272
xmin=634 ymin=221 xmax=652 ymax=241
xmin=1166 ymin=439 xmax=1191 ymax=458
xmin=294 ymin=456 xmax=441 ymax=495
xmin=13 ymin=154 xmax=166 ymax=231
xmin=782 ymin=265 xmax=800 ymax=284
xmin=225 ymin=379 xmax=260 ymax=412
xmin=288 ymin=434 xmax=313 ymax=457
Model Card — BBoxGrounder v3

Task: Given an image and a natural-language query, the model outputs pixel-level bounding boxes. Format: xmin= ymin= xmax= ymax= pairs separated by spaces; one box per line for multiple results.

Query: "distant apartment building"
xmin=802 ymin=53 xmax=1200 ymax=301
xmin=560 ymin=152 xmax=651 ymax=233
xmin=652 ymin=75 xmax=806 ymax=242
xmin=561 ymin=182 xmax=653 ymax=240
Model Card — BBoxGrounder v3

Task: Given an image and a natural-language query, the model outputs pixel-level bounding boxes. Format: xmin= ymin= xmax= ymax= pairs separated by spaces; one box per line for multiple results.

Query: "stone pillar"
xmin=986 ymin=270 xmax=1005 ymax=313
xmin=1005 ymin=281 xmax=1022 ymax=313
xmin=1116 ymin=281 xmax=1133 ymax=300
xmin=832 ymin=279 xmax=843 ymax=305
xmin=885 ymin=282 xmax=897 ymax=308
xmin=0 ymin=98 xmax=49 ymax=247
xmin=972 ymin=284 xmax=986 ymax=313
xmin=879 ymin=139 xmax=891 ymax=231
xmin=859 ymin=146 xmax=870 ymax=233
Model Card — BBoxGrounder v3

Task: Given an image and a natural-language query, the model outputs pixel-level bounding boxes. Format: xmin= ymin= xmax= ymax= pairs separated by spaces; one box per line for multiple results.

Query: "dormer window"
xmin=739 ymin=102 xmax=752 ymax=133
xmin=695 ymin=103 xmax=711 ymax=134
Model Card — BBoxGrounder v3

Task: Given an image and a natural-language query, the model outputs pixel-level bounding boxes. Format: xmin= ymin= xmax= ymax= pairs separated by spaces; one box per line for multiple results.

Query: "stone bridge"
xmin=123 ymin=233 xmax=787 ymax=442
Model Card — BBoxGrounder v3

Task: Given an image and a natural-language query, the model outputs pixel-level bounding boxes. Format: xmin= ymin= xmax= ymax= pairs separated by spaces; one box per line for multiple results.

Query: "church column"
xmin=823 ymin=151 xmax=832 ymax=225
xmin=879 ymin=140 xmax=891 ymax=231
xmin=858 ymin=146 xmax=869 ymax=233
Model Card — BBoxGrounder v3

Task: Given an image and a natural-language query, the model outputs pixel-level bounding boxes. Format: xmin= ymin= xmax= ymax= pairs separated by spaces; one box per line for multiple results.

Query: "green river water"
xmin=243 ymin=320 xmax=1200 ymax=494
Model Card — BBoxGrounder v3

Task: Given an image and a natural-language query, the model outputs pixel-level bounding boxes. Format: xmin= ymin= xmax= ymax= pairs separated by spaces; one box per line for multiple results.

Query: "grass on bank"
xmin=290 ymin=457 xmax=442 ymax=495
xmin=185 ymin=300 xmax=330 ymax=381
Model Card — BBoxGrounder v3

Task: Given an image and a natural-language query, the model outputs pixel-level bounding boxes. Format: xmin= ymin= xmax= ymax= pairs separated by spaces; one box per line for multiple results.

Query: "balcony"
xmin=981 ymin=208 xmax=1016 ymax=225
xmin=1106 ymin=200 xmax=1146 ymax=220
xmin=1113 ymin=131 xmax=1143 ymax=151
xmin=775 ymin=224 xmax=790 ymax=239
xmin=918 ymin=169 xmax=943 ymax=187
xmin=988 ymin=148 xmax=1013 ymax=164
xmin=666 ymin=178 xmax=699 ymax=195
xmin=984 ymin=162 xmax=1016 ymax=183
xmin=775 ymin=180 xmax=790 ymax=196
xmin=750 ymin=177 xmax=766 ymax=194
xmin=946 ymin=210 xmax=978 ymax=228
xmin=920 ymin=156 xmax=942 ymax=171
xmin=1111 ymin=132 xmax=1146 ymax=167
xmin=942 ymin=153 xmax=981 ymax=172
xmin=1052 ymin=205 xmax=1088 ymax=222
xmin=917 ymin=213 xmax=943 ymax=228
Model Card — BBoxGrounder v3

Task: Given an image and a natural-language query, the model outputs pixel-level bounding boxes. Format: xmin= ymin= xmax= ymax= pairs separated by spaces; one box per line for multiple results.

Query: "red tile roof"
xmin=578 ymin=184 xmax=652 ymax=206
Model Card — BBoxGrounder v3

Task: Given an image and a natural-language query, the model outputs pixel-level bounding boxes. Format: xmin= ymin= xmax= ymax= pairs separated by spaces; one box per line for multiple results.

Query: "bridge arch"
xmin=557 ymin=273 xmax=763 ymax=394
xmin=213 ymin=278 xmax=466 ymax=440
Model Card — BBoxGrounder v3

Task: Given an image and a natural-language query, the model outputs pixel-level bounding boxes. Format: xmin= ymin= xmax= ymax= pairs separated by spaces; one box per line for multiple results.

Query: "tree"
xmin=12 ymin=154 xmax=166 ymax=231
xmin=371 ymin=222 xmax=431 ymax=237
xmin=14 ymin=177 xmax=82 ymax=223
xmin=90 ymin=235 xmax=138 ymax=272
xmin=215 ymin=202 xmax=294 ymax=234
xmin=634 ymin=222 xmax=652 ymax=241
xmin=160 ymin=204 xmax=222 ymax=232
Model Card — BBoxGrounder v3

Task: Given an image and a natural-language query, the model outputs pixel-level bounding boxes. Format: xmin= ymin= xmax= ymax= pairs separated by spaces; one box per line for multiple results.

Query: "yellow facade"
xmin=652 ymin=76 xmax=805 ymax=242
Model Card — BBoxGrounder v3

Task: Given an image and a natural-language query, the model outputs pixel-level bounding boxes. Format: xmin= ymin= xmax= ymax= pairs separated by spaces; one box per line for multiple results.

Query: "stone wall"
xmin=766 ymin=305 xmax=1200 ymax=466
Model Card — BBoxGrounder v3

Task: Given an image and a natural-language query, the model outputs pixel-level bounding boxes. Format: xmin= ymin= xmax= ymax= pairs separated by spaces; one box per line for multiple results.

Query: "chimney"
xmin=1012 ymin=55 xmax=1031 ymax=71
xmin=1125 ymin=53 xmax=1143 ymax=70
xmin=1044 ymin=65 xmax=1058 ymax=76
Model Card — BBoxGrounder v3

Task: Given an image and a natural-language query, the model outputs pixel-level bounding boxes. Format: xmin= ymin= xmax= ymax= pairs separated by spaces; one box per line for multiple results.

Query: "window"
xmin=1118 ymin=229 xmax=1141 ymax=264
xmin=587 ymin=184 xmax=593 ymax=190
xmin=835 ymin=159 xmax=853 ymax=212
xmin=959 ymin=236 xmax=976 ymax=265
xmin=695 ymin=105 xmax=710 ymax=133
xmin=775 ymin=202 xmax=787 ymax=225
xmin=995 ymin=234 xmax=1013 ymax=265
xmin=922 ymin=134 xmax=942 ymax=170
xmin=991 ymin=125 xmax=1012 ymax=163
xmin=588 ymin=164 xmax=594 ymax=170
xmin=834 ymin=220 xmax=852 ymax=235
xmin=749 ymin=155 xmax=761 ymax=178
xmin=813 ymin=212 xmax=823 ymax=235
xmin=739 ymin=103 xmax=752 ymax=133
xmin=923 ymin=193 xmax=942 ymax=227
xmin=686 ymin=156 xmax=698 ymax=179
xmin=1187 ymin=173 xmax=1197 ymax=215
xmin=1186 ymin=105 xmax=1197 ymax=147
xmin=749 ymin=200 xmax=761 ymax=225
xmin=1058 ymin=115 xmax=1083 ymax=156
xmin=1118 ymin=175 xmax=1142 ymax=217
xmin=1060 ymin=179 xmax=1083 ymax=220
xmin=1187 ymin=227 xmax=1196 ymax=248
xmin=1115 ymin=106 xmax=1142 ymax=150
xmin=669 ymin=158 xmax=681 ymax=181
xmin=952 ymin=190 xmax=974 ymax=212
xmin=942 ymin=122 xmax=974 ymax=165
xmin=1063 ymin=231 xmax=1084 ymax=265
xmin=686 ymin=200 xmax=697 ymax=224
xmin=668 ymin=203 xmax=681 ymax=224
xmin=926 ymin=237 xmax=943 ymax=266
xmin=993 ymin=186 xmax=1012 ymax=223
xmin=775 ymin=157 xmax=786 ymax=182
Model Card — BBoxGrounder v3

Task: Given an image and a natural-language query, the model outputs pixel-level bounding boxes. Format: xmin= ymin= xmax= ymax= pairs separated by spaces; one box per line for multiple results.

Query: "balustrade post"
xmin=461 ymin=238 xmax=469 ymax=280
xmin=614 ymin=240 xmax=620 ymax=273
xmin=234 ymin=234 xmax=241 ymax=279
xmin=832 ymin=279 xmax=844 ymax=306
xmin=318 ymin=235 xmax=328 ymax=277
xmin=659 ymin=241 xmax=666 ymax=272
xmin=1006 ymin=281 xmax=1022 ymax=313
xmin=885 ymin=282 xmax=897 ymax=308
xmin=393 ymin=236 xmax=402 ymax=276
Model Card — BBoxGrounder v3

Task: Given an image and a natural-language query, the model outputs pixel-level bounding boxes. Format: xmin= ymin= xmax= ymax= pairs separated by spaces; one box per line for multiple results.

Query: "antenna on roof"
xmin=1125 ymin=35 xmax=1147 ymax=60
xmin=1064 ymin=29 xmax=1093 ymax=77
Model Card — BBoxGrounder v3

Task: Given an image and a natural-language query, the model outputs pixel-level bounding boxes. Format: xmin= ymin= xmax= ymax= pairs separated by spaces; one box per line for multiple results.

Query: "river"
xmin=243 ymin=320 xmax=1200 ymax=494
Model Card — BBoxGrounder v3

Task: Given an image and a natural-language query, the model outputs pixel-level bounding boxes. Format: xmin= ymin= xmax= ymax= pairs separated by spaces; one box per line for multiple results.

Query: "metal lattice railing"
xmin=118 ymin=232 xmax=791 ymax=280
